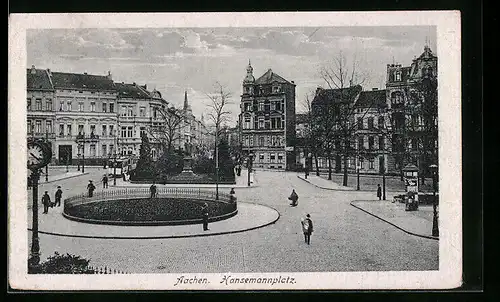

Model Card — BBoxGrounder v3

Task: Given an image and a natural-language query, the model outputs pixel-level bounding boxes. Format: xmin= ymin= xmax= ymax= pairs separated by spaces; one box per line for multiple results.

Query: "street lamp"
xmin=429 ymin=164 xmax=439 ymax=237
xmin=356 ymin=157 xmax=361 ymax=191
xmin=247 ymin=153 xmax=254 ymax=187
xmin=77 ymin=153 xmax=81 ymax=171
xmin=305 ymin=152 xmax=312 ymax=179
xmin=381 ymin=156 xmax=386 ymax=200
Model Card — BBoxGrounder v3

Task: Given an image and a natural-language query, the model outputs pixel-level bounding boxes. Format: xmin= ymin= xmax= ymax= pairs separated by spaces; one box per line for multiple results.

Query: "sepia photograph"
xmin=8 ymin=11 xmax=462 ymax=290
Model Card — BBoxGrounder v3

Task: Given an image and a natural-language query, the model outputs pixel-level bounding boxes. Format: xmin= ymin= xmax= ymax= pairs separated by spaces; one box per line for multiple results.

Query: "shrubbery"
xmin=28 ymin=252 xmax=95 ymax=274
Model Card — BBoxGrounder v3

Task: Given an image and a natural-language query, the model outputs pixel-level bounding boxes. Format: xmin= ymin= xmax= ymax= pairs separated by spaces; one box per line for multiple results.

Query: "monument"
xmin=170 ymin=141 xmax=205 ymax=182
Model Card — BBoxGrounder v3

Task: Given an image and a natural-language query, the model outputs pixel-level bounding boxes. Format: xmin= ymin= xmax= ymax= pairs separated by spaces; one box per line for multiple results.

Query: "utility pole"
xmin=215 ymin=126 xmax=219 ymax=200
xmin=45 ymin=131 xmax=49 ymax=182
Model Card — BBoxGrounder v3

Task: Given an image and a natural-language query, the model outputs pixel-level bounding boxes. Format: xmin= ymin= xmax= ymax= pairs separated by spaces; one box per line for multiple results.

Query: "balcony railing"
xmin=29 ymin=132 xmax=56 ymax=139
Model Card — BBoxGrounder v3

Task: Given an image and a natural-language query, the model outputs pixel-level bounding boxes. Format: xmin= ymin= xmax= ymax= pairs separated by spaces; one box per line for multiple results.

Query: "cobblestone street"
xmin=28 ymin=169 xmax=438 ymax=273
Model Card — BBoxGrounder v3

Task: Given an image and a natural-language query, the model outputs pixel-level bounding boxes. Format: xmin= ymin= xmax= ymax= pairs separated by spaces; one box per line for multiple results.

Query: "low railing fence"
xmin=64 ymin=187 xmax=233 ymax=208
xmin=88 ymin=265 xmax=130 ymax=274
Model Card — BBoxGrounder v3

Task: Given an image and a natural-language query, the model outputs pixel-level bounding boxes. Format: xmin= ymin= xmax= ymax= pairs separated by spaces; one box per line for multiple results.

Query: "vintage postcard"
xmin=8 ymin=11 xmax=462 ymax=290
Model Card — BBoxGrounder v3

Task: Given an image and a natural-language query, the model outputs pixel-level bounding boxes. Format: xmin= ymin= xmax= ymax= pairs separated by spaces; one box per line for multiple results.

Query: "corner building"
xmin=239 ymin=62 xmax=296 ymax=170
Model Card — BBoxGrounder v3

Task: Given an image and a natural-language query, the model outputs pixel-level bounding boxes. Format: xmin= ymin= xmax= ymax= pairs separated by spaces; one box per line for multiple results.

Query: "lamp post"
xmin=247 ymin=153 xmax=254 ymax=187
xmin=45 ymin=130 xmax=49 ymax=182
xmin=356 ymin=157 xmax=361 ymax=191
xmin=77 ymin=153 xmax=81 ymax=171
xmin=429 ymin=164 xmax=439 ymax=237
xmin=29 ymin=169 xmax=40 ymax=266
xmin=305 ymin=152 xmax=312 ymax=179
xmin=381 ymin=156 xmax=386 ymax=200
xmin=65 ymin=149 xmax=69 ymax=173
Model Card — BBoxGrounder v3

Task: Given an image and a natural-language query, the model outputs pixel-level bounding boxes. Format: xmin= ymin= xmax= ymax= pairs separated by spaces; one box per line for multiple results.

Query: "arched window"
xmin=395 ymin=71 xmax=402 ymax=81
xmin=151 ymin=148 xmax=157 ymax=159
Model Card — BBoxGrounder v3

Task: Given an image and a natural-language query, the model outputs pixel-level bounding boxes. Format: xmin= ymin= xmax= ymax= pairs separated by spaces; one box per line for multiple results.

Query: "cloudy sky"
xmin=27 ymin=26 xmax=436 ymax=125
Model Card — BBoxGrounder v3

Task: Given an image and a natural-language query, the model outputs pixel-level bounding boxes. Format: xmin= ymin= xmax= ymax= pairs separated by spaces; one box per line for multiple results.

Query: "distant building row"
xmin=27 ymin=66 xmax=210 ymax=165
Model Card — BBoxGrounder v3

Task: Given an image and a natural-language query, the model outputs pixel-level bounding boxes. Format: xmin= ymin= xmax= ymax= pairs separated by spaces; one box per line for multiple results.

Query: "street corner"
xmin=296 ymin=174 xmax=354 ymax=191
xmin=350 ymin=200 xmax=439 ymax=241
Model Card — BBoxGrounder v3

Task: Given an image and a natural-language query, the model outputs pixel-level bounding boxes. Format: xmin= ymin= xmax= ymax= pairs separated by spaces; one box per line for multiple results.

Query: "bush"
xmin=28 ymin=252 xmax=95 ymax=274
xmin=192 ymin=156 xmax=215 ymax=175
xmin=156 ymin=151 xmax=184 ymax=179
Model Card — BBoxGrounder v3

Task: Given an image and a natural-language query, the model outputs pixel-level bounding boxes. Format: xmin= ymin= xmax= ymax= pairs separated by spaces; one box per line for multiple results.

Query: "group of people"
xmin=41 ymin=186 xmax=63 ymax=214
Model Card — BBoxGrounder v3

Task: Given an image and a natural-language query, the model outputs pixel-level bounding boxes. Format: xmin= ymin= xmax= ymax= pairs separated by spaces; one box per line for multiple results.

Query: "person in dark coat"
xmin=42 ymin=191 xmax=51 ymax=214
xmin=150 ymin=182 xmax=157 ymax=198
xmin=87 ymin=180 xmax=96 ymax=197
xmin=229 ymin=188 xmax=236 ymax=203
xmin=201 ymin=203 xmax=209 ymax=231
xmin=102 ymin=174 xmax=109 ymax=189
xmin=377 ymin=184 xmax=382 ymax=200
xmin=289 ymin=189 xmax=299 ymax=207
xmin=54 ymin=186 xmax=63 ymax=207
xmin=300 ymin=214 xmax=314 ymax=245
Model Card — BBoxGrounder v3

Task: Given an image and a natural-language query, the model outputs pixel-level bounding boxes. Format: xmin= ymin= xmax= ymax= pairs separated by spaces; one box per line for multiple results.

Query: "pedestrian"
xmin=300 ymin=214 xmax=314 ymax=245
xmin=87 ymin=180 xmax=96 ymax=197
xmin=377 ymin=184 xmax=382 ymax=200
xmin=42 ymin=191 xmax=51 ymax=214
xmin=150 ymin=181 xmax=157 ymax=198
xmin=54 ymin=186 xmax=63 ymax=207
xmin=288 ymin=189 xmax=299 ymax=207
xmin=229 ymin=188 xmax=236 ymax=203
xmin=201 ymin=202 xmax=209 ymax=231
xmin=102 ymin=174 xmax=109 ymax=189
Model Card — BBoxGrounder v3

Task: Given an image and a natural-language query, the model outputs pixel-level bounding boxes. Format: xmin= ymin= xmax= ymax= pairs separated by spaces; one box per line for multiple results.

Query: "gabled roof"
xmin=27 ymin=68 xmax=53 ymax=90
xmin=254 ymin=69 xmax=293 ymax=85
xmin=50 ymin=72 xmax=115 ymax=91
xmin=354 ymin=90 xmax=387 ymax=108
xmin=115 ymin=82 xmax=151 ymax=99
xmin=312 ymin=85 xmax=362 ymax=105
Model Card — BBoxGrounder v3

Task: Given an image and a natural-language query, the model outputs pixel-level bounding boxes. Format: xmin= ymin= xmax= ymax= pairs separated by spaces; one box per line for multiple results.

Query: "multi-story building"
xmin=27 ymin=66 xmax=56 ymax=160
xmin=239 ymin=62 xmax=296 ymax=170
xmin=115 ymin=82 xmax=168 ymax=160
xmin=51 ymin=70 xmax=118 ymax=165
xmin=385 ymin=44 xmax=438 ymax=176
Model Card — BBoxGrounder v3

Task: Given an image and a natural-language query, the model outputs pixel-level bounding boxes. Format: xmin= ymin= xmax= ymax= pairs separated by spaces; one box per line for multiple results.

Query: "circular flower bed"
xmin=63 ymin=197 xmax=237 ymax=226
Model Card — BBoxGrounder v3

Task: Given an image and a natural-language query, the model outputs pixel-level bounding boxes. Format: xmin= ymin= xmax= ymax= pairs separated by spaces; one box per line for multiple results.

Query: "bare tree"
xmin=206 ymin=82 xmax=232 ymax=200
xmin=316 ymin=51 xmax=371 ymax=186
xmin=301 ymin=93 xmax=324 ymax=176
xmin=147 ymin=106 xmax=183 ymax=154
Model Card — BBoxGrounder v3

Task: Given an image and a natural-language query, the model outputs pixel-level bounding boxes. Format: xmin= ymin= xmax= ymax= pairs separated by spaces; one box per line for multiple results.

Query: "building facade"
xmin=115 ymin=82 xmax=168 ymax=160
xmin=27 ymin=66 xmax=56 ymax=159
xmin=174 ymin=91 xmax=210 ymax=154
xmin=51 ymin=70 xmax=118 ymax=165
xmin=239 ymin=62 xmax=296 ymax=170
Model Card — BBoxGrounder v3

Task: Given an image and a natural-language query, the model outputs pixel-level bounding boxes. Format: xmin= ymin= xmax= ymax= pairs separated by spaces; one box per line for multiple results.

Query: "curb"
xmin=27 ymin=203 xmax=280 ymax=240
xmin=349 ymin=200 xmax=439 ymax=241
xmin=41 ymin=172 xmax=90 ymax=184
xmin=297 ymin=175 xmax=355 ymax=192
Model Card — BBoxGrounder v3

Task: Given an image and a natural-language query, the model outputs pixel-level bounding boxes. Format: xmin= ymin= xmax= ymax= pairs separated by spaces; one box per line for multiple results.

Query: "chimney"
xmin=30 ymin=65 xmax=36 ymax=74
xmin=107 ymin=70 xmax=112 ymax=80
xmin=84 ymin=72 xmax=88 ymax=75
xmin=291 ymin=81 xmax=295 ymax=84
xmin=372 ymin=88 xmax=378 ymax=91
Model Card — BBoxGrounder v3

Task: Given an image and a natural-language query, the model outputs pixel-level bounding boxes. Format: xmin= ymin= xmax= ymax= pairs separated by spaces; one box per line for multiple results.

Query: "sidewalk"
xmin=35 ymin=171 xmax=89 ymax=184
xmin=350 ymin=200 xmax=438 ymax=240
xmin=297 ymin=174 xmax=355 ymax=191
xmin=114 ymin=169 xmax=258 ymax=189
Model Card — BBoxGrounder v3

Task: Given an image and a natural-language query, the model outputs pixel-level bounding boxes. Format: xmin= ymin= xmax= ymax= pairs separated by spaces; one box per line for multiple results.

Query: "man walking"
xmin=42 ymin=191 xmax=51 ymax=214
xmin=377 ymin=184 xmax=382 ymax=200
xmin=289 ymin=189 xmax=299 ymax=207
xmin=300 ymin=214 xmax=314 ymax=245
xmin=87 ymin=180 xmax=96 ymax=197
xmin=54 ymin=186 xmax=63 ymax=207
xmin=150 ymin=181 xmax=157 ymax=198
xmin=102 ymin=174 xmax=109 ymax=189
xmin=202 ymin=203 xmax=209 ymax=231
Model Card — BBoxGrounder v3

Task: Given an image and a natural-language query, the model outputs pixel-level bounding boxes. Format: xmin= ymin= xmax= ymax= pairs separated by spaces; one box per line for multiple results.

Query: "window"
xmin=379 ymin=136 xmax=385 ymax=150
xmin=368 ymin=117 xmax=374 ymax=129
xmin=109 ymin=125 xmax=114 ymax=136
xmin=395 ymin=71 xmax=401 ymax=81
xmin=79 ymin=102 xmax=84 ymax=112
xmin=67 ymin=101 xmax=72 ymax=111
xmin=369 ymin=158 xmax=374 ymax=169
xmin=46 ymin=120 xmax=52 ymax=133
xmin=259 ymin=118 xmax=264 ymax=129
xmin=259 ymin=102 xmax=264 ymax=111
xmin=102 ymin=102 xmax=107 ymax=112
xmin=360 ymin=158 xmax=364 ymax=169
xmin=27 ymin=120 xmax=32 ymax=133
xmin=259 ymin=153 xmax=265 ymax=160
xmin=102 ymin=145 xmax=107 ymax=157
xmin=153 ymin=108 xmax=157 ymax=119
xmin=265 ymin=121 xmax=270 ymax=130
xmin=271 ymin=117 xmax=281 ymax=129
xmin=127 ymin=126 xmax=133 ymax=138
xmin=35 ymin=99 xmax=42 ymax=111
xmin=59 ymin=101 xmax=63 ymax=111
xmin=151 ymin=149 xmax=157 ymax=159
xmin=264 ymin=101 xmax=270 ymax=112
xmin=121 ymin=106 xmax=127 ymax=116
xmin=140 ymin=107 xmax=145 ymax=117
xmin=270 ymin=153 xmax=276 ymax=162
xmin=46 ymin=99 xmax=52 ymax=111
xmin=121 ymin=127 xmax=127 ymax=138
xmin=140 ymin=127 xmax=146 ymax=137
xmin=35 ymin=120 xmax=41 ymax=133
xmin=128 ymin=106 xmax=134 ymax=116
xmin=102 ymin=125 xmax=107 ymax=137
xmin=357 ymin=117 xmax=363 ymax=129
xmin=358 ymin=136 xmax=364 ymax=150
xmin=249 ymin=135 xmax=254 ymax=146
xmin=244 ymin=103 xmax=251 ymax=112
xmin=368 ymin=136 xmax=374 ymax=150
xmin=109 ymin=103 xmax=114 ymax=113
xmin=27 ymin=98 xmax=31 ymax=111
xmin=244 ymin=117 xmax=251 ymax=129
xmin=58 ymin=124 xmax=64 ymax=136
xmin=90 ymin=144 xmax=96 ymax=157
xmin=67 ymin=124 xmax=72 ymax=136
xmin=278 ymin=153 xmax=283 ymax=161
xmin=378 ymin=116 xmax=384 ymax=129
xmin=273 ymin=85 xmax=281 ymax=93
xmin=281 ymin=119 xmax=285 ymax=129
xmin=259 ymin=136 xmax=265 ymax=146
xmin=391 ymin=92 xmax=403 ymax=104
xmin=271 ymin=102 xmax=276 ymax=111
xmin=244 ymin=135 xmax=249 ymax=146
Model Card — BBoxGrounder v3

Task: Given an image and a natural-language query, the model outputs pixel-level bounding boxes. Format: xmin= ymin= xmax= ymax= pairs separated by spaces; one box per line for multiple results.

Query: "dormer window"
xmin=273 ymin=84 xmax=281 ymax=93
xmin=395 ymin=71 xmax=402 ymax=81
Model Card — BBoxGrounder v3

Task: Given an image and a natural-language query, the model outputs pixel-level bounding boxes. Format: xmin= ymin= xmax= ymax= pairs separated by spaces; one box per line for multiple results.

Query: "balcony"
xmin=29 ymin=132 xmax=56 ymax=139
